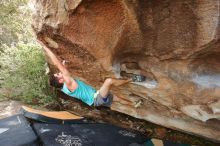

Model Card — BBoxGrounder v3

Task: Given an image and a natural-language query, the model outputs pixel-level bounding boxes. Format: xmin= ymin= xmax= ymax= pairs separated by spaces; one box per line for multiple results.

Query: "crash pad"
xmin=21 ymin=106 xmax=84 ymax=124
xmin=0 ymin=114 xmax=39 ymax=146
xmin=33 ymin=122 xmax=148 ymax=146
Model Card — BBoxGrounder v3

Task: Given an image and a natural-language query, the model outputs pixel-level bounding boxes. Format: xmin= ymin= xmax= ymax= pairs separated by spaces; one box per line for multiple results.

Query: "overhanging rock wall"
xmin=31 ymin=0 xmax=220 ymax=141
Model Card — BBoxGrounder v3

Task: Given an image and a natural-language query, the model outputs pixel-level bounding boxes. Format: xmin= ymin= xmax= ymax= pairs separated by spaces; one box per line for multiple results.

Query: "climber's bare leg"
xmin=98 ymin=78 xmax=131 ymax=98
xmin=112 ymin=78 xmax=132 ymax=86
xmin=98 ymin=78 xmax=134 ymax=107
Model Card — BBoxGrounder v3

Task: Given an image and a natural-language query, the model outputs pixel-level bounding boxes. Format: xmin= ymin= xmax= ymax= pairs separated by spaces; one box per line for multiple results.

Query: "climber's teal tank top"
xmin=61 ymin=79 xmax=96 ymax=106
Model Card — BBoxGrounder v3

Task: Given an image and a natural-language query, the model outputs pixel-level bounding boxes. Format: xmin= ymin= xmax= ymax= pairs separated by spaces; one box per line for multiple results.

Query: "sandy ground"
xmin=0 ymin=100 xmax=23 ymax=119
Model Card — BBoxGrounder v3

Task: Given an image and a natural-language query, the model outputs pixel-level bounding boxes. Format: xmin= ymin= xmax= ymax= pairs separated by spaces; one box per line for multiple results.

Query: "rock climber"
xmin=40 ymin=42 xmax=139 ymax=107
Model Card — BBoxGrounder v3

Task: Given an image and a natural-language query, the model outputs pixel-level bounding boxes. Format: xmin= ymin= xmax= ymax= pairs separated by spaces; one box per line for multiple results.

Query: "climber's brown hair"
xmin=49 ymin=75 xmax=63 ymax=88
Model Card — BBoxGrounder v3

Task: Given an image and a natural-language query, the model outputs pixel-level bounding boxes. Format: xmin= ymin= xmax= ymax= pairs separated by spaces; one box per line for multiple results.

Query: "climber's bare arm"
xmin=39 ymin=42 xmax=77 ymax=89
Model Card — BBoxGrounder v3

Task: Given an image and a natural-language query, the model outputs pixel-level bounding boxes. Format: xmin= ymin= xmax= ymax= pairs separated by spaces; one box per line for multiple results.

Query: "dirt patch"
xmin=0 ymin=100 xmax=23 ymax=119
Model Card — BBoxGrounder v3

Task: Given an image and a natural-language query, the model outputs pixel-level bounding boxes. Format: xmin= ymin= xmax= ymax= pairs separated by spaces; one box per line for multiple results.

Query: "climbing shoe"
xmin=132 ymin=74 xmax=146 ymax=82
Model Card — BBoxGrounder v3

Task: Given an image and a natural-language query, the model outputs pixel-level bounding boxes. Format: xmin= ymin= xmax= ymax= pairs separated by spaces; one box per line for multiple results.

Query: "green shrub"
xmin=0 ymin=0 xmax=33 ymax=45
xmin=0 ymin=42 xmax=55 ymax=105
xmin=0 ymin=0 xmax=57 ymax=106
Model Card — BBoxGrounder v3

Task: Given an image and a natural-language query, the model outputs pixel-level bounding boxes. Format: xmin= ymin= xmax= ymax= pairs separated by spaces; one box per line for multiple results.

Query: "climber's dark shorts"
xmin=93 ymin=91 xmax=113 ymax=107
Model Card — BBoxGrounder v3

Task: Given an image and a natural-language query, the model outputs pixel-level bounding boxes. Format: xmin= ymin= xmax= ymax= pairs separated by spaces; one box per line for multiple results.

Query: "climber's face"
xmin=54 ymin=72 xmax=64 ymax=83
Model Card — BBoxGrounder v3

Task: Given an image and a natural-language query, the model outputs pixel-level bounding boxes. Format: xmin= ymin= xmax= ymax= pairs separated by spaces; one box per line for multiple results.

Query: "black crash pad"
xmin=0 ymin=114 xmax=39 ymax=146
xmin=33 ymin=123 xmax=148 ymax=146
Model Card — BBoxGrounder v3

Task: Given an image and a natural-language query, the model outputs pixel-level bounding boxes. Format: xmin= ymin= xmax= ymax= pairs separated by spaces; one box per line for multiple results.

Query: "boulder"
xmin=31 ymin=0 xmax=220 ymax=141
